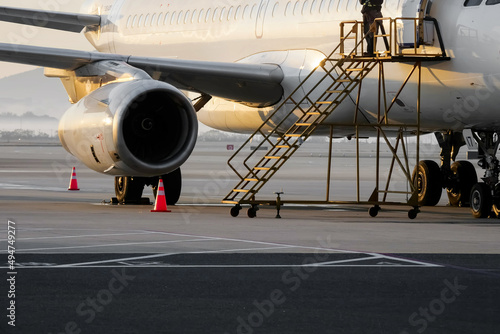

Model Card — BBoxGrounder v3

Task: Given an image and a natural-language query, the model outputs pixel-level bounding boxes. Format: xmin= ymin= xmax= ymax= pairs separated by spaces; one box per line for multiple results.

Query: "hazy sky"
xmin=0 ymin=0 xmax=90 ymax=78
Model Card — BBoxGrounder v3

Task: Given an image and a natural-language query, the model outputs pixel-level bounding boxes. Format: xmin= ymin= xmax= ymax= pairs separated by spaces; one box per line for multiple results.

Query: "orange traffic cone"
xmin=151 ymin=179 xmax=171 ymax=212
xmin=68 ymin=167 xmax=80 ymax=191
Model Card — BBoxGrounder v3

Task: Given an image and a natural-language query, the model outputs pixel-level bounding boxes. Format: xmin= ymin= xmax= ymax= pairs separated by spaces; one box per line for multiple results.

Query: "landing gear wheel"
xmin=408 ymin=208 xmax=419 ymax=220
xmin=412 ymin=160 xmax=442 ymax=206
xmin=152 ymin=168 xmax=182 ymax=205
xmin=114 ymin=176 xmax=145 ymax=203
xmin=491 ymin=185 xmax=500 ymax=218
xmin=247 ymin=206 xmax=258 ymax=218
xmin=369 ymin=205 xmax=380 ymax=218
xmin=447 ymin=161 xmax=478 ymax=207
xmin=470 ymin=183 xmax=492 ymax=218
xmin=230 ymin=205 xmax=241 ymax=217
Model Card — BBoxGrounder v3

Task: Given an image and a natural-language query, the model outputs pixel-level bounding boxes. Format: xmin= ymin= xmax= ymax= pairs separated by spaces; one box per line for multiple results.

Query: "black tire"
xmin=447 ymin=161 xmax=478 ymax=207
xmin=368 ymin=206 xmax=380 ymax=218
xmin=408 ymin=208 xmax=418 ymax=220
xmin=470 ymin=183 xmax=492 ymax=219
xmin=248 ymin=207 xmax=257 ymax=218
xmin=114 ymin=176 xmax=145 ymax=203
xmin=412 ymin=160 xmax=442 ymax=206
xmin=230 ymin=206 xmax=241 ymax=217
xmin=491 ymin=184 xmax=500 ymax=218
xmin=152 ymin=168 xmax=182 ymax=205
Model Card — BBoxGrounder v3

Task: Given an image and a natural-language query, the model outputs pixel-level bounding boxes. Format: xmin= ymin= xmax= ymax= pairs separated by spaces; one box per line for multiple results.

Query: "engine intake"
xmin=59 ymin=80 xmax=198 ymax=176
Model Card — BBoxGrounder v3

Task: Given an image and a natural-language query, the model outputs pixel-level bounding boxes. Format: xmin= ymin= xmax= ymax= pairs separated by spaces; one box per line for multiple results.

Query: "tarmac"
xmin=0 ymin=142 xmax=499 ymax=333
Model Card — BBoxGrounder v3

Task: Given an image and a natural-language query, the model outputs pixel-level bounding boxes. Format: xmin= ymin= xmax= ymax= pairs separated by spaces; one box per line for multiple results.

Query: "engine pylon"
xmin=151 ymin=178 xmax=171 ymax=212
xmin=68 ymin=167 xmax=80 ymax=191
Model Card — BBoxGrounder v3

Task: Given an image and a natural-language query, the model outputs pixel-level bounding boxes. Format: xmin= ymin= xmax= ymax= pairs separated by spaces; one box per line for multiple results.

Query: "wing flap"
xmin=128 ymin=56 xmax=284 ymax=106
xmin=0 ymin=43 xmax=284 ymax=107
xmin=0 ymin=6 xmax=100 ymax=33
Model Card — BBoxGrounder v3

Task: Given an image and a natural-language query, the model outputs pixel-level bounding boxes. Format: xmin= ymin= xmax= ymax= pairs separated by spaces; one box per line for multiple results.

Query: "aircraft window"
xmin=220 ymin=7 xmax=226 ymax=21
xmin=206 ymin=8 xmax=212 ymax=22
xmin=337 ymin=0 xmax=345 ymax=12
xmin=171 ymin=12 xmax=176 ymax=25
xmin=144 ymin=14 xmax=150 ymax=27
xmin=293 ymin=1 xmax=301 ymax=15
xmin=228 ymin=6 xmax=234 ymax=20
xmin=243 ymin=5 xmax=249 ymax=19
xmin=235 ymin=6 xmax=241 ymax=20
xmin=198 ymin=9 xmax=204 ymax=23
xmin=191 ymin=10 xmax=197 ymax=23
xmin=178 ymin=11 xmax=184 ymax=24
xmin=302 ymin=1 xmax=309 ymax=14
xmin=285 ymin=1 xmax=292 ymax=16
xmin=213 ymin=7 xmax=219 ymax=22
xmin=138 ymin=14 xmax=144 ymax=27
xmin=184 ymin=11 xmax=190 ymax=24
xmin=157 ymin=13 xmax=163 ymax=25
xmin=486 ymin=0 xmax=500 ymax=4
xmin=311 ymin=0 xmax=317 ymax=13
xmin=251 ymin=4 xmax=257 ymax=19
xmin=126 ymin=15 xmax=132 ymax=29
xmin=273 ymin=2 xmax=280 ymax=17
xmin=151 ymin=14 xmax=156 ymax=26
xmin=164 ymin=12 xmax=170 ymax=25
xmin=328 ymin=0 xmax=335 ymax=12
xmin=464 ymin=0 xmax=482 ymax=5
xmin=319 ymin=0 xmax=326 ymax=13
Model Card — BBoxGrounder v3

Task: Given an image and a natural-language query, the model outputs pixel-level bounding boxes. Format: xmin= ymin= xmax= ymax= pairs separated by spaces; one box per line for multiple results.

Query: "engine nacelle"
xmin=59 ymin=80 xmax=198 ymax=176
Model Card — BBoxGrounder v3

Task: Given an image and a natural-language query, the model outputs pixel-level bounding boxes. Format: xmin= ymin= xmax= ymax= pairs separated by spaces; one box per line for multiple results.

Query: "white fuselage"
xmin=82 ymin=0 xmax=500 ymax=135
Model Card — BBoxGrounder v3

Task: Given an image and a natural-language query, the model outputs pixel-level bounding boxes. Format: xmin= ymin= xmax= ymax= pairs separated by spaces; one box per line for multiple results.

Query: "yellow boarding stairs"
xmin=223 ymin=18 xmax=448 ymax=218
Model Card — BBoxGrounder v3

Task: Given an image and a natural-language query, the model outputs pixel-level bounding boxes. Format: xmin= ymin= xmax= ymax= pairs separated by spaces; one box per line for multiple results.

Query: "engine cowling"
xmin=58 ymin=80 xmax=198 ymax=176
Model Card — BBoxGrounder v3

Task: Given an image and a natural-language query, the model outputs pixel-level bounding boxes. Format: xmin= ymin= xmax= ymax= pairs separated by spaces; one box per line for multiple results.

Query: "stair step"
xmin=254 ymin=167 xmax=271 ymax=170
xmin=233 ymin=189 xmax=250 ymax=193
xmin=346 ymin=68 xmax=364 ymax=72
xmin=316 ymin=101 xmax=339 ymax=105
xmin=244 ymin=178 xmax=259 ymax=182
xmin=276 ymin=145 xmax=291 ymax=149
xmin=306 ymin=112 xmax=322 ymax=115
xmin=285 ymin=134 xmax=302 ymax=137
xmin=337 ymin=79 xmax=355 ymax=82
xmin=295 ymin=123 xmax=312 ymax=126
xmin=265 ymin=156 xmax=281 ymax=160
xmin=326 ymin=90 xmax=344 ymax=94
xmin=222 ymin=200 xmax=239 ymax=204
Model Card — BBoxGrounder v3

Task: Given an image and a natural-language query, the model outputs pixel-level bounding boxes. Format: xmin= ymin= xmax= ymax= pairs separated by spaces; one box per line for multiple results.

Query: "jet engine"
xmin=58 ymin=79 xmax=198 ymax=177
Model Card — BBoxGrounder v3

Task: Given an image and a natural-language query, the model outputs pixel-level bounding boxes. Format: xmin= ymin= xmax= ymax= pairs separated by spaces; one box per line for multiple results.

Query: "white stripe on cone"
xmin=151 ymin=179 xmax=171 ymax=212
xmin=68 ymin=167 xmax=80 ymax=191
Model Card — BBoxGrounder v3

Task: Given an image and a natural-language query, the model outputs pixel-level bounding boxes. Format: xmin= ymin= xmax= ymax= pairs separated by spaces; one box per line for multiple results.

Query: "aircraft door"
xmin=399 ymin=0 xmax=430 ymax=48
xmin=255 ymin=0 xmax=270 ymax=39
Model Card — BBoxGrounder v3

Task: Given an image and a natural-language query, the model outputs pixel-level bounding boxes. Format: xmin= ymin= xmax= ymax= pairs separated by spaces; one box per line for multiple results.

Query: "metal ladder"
xmin=222 ymin=24 xmax=378 ymax=208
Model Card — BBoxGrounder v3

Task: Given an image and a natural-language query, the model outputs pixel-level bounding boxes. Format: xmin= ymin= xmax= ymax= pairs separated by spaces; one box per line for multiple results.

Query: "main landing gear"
xmin=114 ymin=168 xmax=182 ymax=205
xmin=411 ymin=131 xmax=478 ymax=210
xmin=413 ymin=130 xmax=500 ymax=218
xmin=467 ymin=131 xmax=500 ymax=218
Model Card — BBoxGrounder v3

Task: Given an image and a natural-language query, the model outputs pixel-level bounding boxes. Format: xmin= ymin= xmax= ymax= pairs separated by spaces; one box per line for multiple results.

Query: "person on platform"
xmin=360 ymin=0 xmax=383 ymax=57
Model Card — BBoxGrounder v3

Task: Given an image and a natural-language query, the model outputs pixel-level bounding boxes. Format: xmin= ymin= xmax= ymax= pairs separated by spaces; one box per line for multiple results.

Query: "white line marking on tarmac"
xmin=58 ymin=246 xmax=295 ymax=267
xmin=0 ymin=264 xmax=436 ymax=269
xmin=314 ymin=256 xmax=384 ymax=266
xmin=14 ymin=238 xmax=215 ymax=252
xmin=0 ymin=228 xmax=442 ymax=268
xmin=14 ymin=231 xmax=157 ymax=241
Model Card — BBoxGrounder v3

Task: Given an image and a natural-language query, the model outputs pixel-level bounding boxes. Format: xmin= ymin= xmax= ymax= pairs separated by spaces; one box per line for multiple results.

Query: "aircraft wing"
xmin=0 ymin=6 xmax=100 ymax=33
xmin=0 ymin=43 xmax=284 ymax=107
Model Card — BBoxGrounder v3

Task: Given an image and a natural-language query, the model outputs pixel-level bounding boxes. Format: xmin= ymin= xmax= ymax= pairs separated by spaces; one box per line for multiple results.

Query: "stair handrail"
xmin=226 ymin=24 xmax=366 ymax=182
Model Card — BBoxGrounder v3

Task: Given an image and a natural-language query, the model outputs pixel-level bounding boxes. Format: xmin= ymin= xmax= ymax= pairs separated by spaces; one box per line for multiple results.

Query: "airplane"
xmin=0 ymin=0 xmax=499 ymax=218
